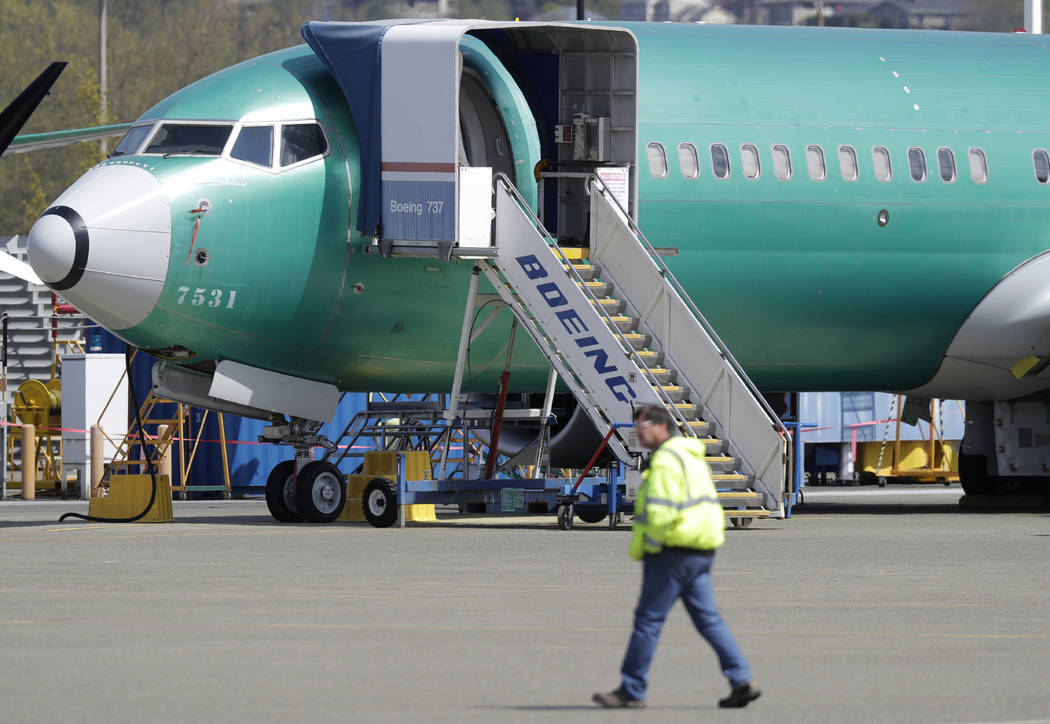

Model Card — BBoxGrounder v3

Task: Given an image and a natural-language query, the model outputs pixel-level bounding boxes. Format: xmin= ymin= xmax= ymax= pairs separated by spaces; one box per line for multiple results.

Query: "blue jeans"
xmin=620 ymin=549 xmax=752 ymax=700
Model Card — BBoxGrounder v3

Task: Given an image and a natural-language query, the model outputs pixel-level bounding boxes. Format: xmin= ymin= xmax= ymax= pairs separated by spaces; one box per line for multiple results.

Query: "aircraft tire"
xmin=362 ymin=478 xmax=398 ymax=528
xmin=556 ymin=503 xmax=575 ymax=530
xmin=958 ymin=453 xmax=994 ymax=496
xmin=265 ymin=460 xmax=301 ymax=523
xmin=576 ymin=508 xmax=606 ymax=524
xmin=295 ymin=460 xmax=346 ymax=523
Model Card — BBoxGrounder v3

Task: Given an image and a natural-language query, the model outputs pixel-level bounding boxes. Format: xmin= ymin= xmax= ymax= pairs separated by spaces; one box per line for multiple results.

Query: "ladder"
xmin=483 ymin=174 xmax=789 ymax=519
xmin=101 ymin=390 xmax=183 ymax=482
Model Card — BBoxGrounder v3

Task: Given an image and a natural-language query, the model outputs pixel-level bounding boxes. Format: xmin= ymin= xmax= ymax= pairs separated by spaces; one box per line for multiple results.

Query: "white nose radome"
xmin=28 ymin=164 xmax=171 ymax=330
xmin=26 ymin=211 xmax=79 ymax=284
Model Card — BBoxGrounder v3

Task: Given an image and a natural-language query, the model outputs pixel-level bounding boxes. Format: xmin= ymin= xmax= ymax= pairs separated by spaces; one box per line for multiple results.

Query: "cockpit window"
xmin=111 ymin=124 xmax=154 ymax=156
xmin=231 ymin=126 xmax=274 ymax=167
xmin=280 ymin=123 xmax=327 ymax=167
xmin=144 ymin=124 xmax=233 ymax=156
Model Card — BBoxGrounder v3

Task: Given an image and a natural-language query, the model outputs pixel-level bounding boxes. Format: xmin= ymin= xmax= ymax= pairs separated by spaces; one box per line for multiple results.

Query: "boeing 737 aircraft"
xmin=20 ymin=20 xmax=1050 ymax=520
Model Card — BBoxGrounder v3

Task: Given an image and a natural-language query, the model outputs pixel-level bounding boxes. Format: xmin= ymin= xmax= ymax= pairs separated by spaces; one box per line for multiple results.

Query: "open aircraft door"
xmin=303 ymin=19 xmax=639 ymax=258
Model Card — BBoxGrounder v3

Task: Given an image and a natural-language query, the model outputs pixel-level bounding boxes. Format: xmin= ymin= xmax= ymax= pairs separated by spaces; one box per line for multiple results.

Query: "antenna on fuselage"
xmin=577 ymin=0 xmax=584 ymax=21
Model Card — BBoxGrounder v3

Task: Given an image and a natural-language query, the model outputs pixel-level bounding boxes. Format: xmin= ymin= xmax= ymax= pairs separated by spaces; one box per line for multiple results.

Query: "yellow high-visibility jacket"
xmin=629 ymin=435 xmax=725 ymax=560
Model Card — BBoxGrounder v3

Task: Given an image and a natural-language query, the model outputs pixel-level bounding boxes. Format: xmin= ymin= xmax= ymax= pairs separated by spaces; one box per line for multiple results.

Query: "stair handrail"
xmin=584 ymin=174 xmax=791 ymax=444
xmin=491 ymin=173 xmax=697 ymax=439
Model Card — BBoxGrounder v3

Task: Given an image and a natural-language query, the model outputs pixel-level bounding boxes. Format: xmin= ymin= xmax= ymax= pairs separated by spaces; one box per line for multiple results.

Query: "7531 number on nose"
xmin=176 ymin=286 xmax=238 ymax=309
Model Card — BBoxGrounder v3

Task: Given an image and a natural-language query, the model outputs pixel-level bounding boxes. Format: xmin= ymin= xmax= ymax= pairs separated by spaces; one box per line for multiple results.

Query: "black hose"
xmin=59 ymin=350 xmax=159 ymax=523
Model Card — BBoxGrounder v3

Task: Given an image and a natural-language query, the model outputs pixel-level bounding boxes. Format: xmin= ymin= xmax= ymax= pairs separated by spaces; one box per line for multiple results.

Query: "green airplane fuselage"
xmin=91 ymin=23 xmax=1050 ymax=394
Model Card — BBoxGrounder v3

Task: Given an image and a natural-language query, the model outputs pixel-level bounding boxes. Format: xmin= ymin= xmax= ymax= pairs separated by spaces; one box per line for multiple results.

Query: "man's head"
xmin=633 ymin=404 xmax=676 ymax=450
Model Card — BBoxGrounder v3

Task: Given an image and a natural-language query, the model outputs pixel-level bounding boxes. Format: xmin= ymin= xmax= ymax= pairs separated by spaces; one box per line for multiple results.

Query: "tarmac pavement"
xmin=1 ymin=485 xmax=1048 ymax=724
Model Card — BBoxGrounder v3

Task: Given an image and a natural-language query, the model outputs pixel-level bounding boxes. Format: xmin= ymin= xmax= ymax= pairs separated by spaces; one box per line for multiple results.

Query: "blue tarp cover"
xmin=302 ymin=20 xmax=427 ymax=238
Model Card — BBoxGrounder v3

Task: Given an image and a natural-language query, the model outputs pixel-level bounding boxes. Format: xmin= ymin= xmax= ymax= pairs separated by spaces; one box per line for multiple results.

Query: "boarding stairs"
xmin=482 ymin=175 xmax=789 ymax=519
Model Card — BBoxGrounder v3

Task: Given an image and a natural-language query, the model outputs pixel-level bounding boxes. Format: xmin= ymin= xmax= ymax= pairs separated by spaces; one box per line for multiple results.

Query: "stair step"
xmin=555 ymin=247 xmax=588 ymax=260
xmin=699 ymin=438 xmax=725 ymax=453
xmin=713 ymin=473 xmax=753 ymax=488
xmin=605 ymin=315 xmax=636 ymax=332
xmin=704 ymin=455 xmax=739 ymax=472
xmin=718 ymin=491 xmax=763 ymax=504
xmin=653 ymin=384 xmax=688 ymax=402
xmin=642 ymin=367 xmax=675 ymax=384
xmin=674 ymin=402 xmax=698 ymax=418
xmin=619 ymin=333 xmax=651 ymax=349
xmin=564 ymin=263 xmax=598 ymax=281
xmin=720 ymin=508 xmax=771 ymax=518
xmin=591 ymin=297 xmax=624 ymax=314
xmin=634 ymin=349 xmax=664 ymax=365
xmin=575 ymin=280 xmax=611 ymax=297
xmin=685 ymin=420 xmax=711 ymax=435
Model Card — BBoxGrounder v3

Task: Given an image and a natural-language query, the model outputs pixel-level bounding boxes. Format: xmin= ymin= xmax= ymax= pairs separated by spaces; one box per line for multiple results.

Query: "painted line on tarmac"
xmin=802 ymin=488 xmax=961 ymax=497
xmin=1 ymin=527 xmax=347 ymax=542
xmin=1 ymin=619 xmax=1048 ymax=642
xmin=739 ymin=628 xmax=1050 ymax=641
xmin=47 ymin=524 xmax=151 ymax=532
xmin=951 ymin=720 xmax=1050 ymax=724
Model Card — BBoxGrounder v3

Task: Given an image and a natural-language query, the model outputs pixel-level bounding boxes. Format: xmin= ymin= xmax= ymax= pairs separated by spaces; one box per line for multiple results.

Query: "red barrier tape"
xmin=0 ymin=419 xmax=464 ymax=454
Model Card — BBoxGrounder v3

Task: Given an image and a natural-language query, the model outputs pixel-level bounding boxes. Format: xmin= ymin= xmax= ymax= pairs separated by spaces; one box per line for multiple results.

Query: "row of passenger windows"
xmin=112 ymin=121 xmax=329 ymax=169
xmin=646 ymin=141 xmax=1014 ymax=186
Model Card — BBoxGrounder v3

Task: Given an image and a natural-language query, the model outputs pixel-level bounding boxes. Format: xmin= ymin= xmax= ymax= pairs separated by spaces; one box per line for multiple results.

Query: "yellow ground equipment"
xmin=340 ymin=450 xmax=436 ymax=523
xmin=88 ymin=473 xmax=174 ymax=522
xmin=7 ymin=378 xmax=67 ymax=495
xmin=858 ymin=396 xmax=960 ymax=484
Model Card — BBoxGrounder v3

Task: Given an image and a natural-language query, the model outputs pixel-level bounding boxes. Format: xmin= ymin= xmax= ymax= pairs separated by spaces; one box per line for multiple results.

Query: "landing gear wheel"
xmin=959 ymin=453 xmax=993 ymax=495
xmin=877 ymin=477 xmax=888 ymax=488
xmin=576 ymin=508 xmax=606 ymax=524
xmin=265 ymin=460 xmax=301 ymax=523
xmin=295 ymin=460 xmax=346 ymax=523
xmin=362 ymin=478 xmax=398 ymax=528
xmin=556 ymin=503 xmax=575 ymax=530
xmin=730 ymin=516 xmax=754 ymax=529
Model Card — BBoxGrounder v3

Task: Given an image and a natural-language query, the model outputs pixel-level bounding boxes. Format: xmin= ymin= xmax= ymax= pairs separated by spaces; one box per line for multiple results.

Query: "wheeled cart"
xmin=353 ymin=450 xmax=634 ymax=530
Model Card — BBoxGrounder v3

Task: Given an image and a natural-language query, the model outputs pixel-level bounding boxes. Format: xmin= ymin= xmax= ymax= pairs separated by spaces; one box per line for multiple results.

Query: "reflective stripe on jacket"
xmin=629 ymin=435 xmax=725 ymax=560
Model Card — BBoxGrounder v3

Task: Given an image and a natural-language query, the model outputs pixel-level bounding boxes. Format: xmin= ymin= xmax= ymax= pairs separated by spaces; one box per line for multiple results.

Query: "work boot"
xmin=592 ymin=689 xmax=646 ymax=708
xmin=719 ymin=682 xmax=761 ymax=708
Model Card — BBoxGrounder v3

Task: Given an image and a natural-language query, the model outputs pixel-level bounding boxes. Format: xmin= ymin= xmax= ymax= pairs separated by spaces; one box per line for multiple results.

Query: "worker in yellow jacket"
xmin=593 ymin=404 xmax=760 ymax=709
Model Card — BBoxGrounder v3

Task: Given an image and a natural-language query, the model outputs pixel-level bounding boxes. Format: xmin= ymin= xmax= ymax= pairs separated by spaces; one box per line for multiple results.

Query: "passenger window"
xmin=1034 ymin=149 xmax=1050 ymax=184
xmin=741 ymin=144 xmax=760 ymax=180
xmin=677 ymin=142 xmax=699 ymax=179
xmin=647 ymin=142 xmax=668 ymax=178
xmin=968 ymin=148 xmax=988 ymax=184
xmin=872 ymin=146 xmax=892 ymax=182
xmin=805 ymin=145 xmax=825 ymax=181
xmin=838 ymin=145 xmax=858 ymax=182
xmin=231 ymin=126 xmax=274 ymax=167
xmin=937 ymin=148 xmax=956 ymax=183
xmin=772 ymin=144 xmax=792 ymax=181
xmin=711 ymin=144 xmax=730 ymax=179
xmin=908 ymin=147 xmax=927 ymax=182
xmin=280 ymin=123 xmax=327 ymax=167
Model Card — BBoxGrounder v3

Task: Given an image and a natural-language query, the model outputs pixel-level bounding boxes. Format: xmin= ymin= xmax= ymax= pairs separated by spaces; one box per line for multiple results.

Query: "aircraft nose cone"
xmin=27 ymin=207 xmax=86 ymax=289
xmin=27 ymin=164 xmax=171 ymax=331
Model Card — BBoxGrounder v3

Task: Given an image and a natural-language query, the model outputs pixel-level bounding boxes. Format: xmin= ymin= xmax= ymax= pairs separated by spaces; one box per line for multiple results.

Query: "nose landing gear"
xmin=263 ymin=416 xmax=347 ymax=523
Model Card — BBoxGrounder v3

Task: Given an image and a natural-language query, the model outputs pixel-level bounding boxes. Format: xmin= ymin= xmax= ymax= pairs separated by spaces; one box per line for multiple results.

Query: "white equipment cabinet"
xmin=60 ymin=353 xmax=127 ymax=499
